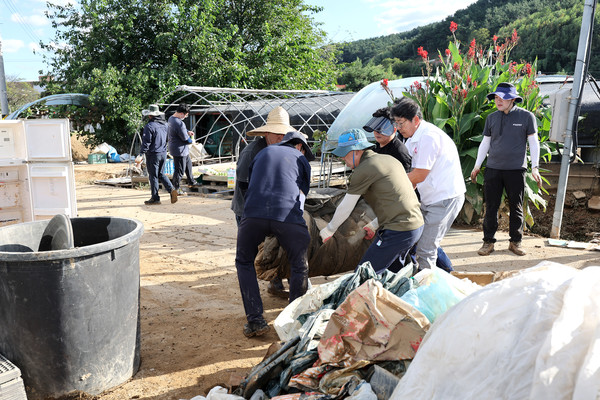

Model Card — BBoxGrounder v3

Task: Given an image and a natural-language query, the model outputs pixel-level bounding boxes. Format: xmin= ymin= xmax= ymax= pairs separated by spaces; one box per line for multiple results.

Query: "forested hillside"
xmin=336 ymin=0 xmax=600 ymax=85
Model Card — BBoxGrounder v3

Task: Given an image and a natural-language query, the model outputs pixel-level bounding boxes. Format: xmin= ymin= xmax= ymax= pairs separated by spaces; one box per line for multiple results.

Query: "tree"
xmin=6 ymin=75 xmax=40 ymax=112
xmin=337 ymin=59 xmax=397 ymax=92
xmin=404 ymin=23 xmax=555 ymax=227
xmin=40 ymin=0 xmax=338 ymax=150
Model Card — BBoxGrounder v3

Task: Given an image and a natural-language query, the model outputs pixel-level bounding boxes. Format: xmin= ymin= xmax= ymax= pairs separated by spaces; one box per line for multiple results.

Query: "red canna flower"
xmin=417 ymin=46 xmax=428 ymax=60
xmin=473 ymin=81 xmax=478 ymax=88
xmin=452 ymin=85 xmax=459 ymax=95
xmin=495 ymin=45 xmax=501 ymax=53
xmin=470 ymin=39 xmax=476 ymax=48
xmin=449 ymin=21 xmax=458 ymax=33
xmin=468 ymin=47 xmax=475 ymax=59
xmin=493 ymin=35 xmax=498 ymax=42
xmin=445 ymin=48 xmax=451 ymax=56
xmin=413 ymin=81 xmax=422 ymax=90
xmin=462 ymin=89 xmax=468 ymax=98
xmin=382 ymin=78 xmax=389 ymax=86
xmin=467 ymin=76 xmax=472 ymax=84
xmin=512 ymin=29 xmax=519 ymax=43
xmin=525 ymin=63 xmax=532 ymax=77
xmin=453 ymin=62 xmax=460 ymax=71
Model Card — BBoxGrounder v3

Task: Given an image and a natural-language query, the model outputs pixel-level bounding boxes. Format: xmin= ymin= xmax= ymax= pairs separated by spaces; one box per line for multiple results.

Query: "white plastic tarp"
xmin=390 ymin=261 xmax=600 ymax=400
xmin=324 ymin=77 xmax=424 ymax=151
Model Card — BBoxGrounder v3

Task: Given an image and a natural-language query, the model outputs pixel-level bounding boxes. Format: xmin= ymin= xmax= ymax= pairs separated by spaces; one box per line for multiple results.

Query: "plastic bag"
xmin=324 ymin=77 xmax=424 ymax=151
xmin=391 ymin=262 xmax=600 ymax=400
xmin=399 ymin=267 xmax=480 ymax=323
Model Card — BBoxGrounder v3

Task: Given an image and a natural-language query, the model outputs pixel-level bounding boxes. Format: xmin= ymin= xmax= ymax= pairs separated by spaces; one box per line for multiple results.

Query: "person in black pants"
xmin=235 ymin=131 xmax=314 ymax=338
xmin=137 ymin=104 xmax=177 ymax=205
xmin=471 ymin=83 xmax=541 ymax=256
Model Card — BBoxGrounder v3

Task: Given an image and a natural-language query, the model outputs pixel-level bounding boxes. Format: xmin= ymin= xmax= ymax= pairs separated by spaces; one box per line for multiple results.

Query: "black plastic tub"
xmin=0 ymin=217 xmax=144 ymax=399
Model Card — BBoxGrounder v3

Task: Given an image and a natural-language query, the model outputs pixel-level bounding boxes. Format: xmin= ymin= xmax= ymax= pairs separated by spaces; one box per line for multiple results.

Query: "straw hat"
xmin=246 ymin=106 xmax=292 ymax=136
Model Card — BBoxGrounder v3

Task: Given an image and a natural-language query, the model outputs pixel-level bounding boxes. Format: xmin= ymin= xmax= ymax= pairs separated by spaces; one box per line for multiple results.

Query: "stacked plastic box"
xmin=0 ymin=355 xmax=27 ymax=400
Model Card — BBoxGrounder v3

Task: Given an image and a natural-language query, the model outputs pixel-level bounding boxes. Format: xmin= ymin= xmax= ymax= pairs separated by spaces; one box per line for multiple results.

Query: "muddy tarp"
xmin=255 ymin=188 xmax=376 ymax=280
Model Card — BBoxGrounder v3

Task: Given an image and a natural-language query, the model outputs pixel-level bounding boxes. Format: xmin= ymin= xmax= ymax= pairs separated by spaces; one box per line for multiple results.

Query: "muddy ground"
xmin=60 ymin=161 xmax=600 ymax=400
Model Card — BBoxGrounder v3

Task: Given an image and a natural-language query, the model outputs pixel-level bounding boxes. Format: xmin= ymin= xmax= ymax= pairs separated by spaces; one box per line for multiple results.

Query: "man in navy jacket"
xmin=235 ymin=131 xmax=315 ymax=338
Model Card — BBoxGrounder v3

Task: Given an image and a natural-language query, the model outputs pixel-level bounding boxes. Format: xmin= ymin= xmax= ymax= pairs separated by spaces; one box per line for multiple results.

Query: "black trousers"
xmin=235 ymin=217 xmax=309 ymax=323
xmin=172 ymin=155 xmax=196 ymax=189
xmin=482 ymin=168 xmax=525 ymax=243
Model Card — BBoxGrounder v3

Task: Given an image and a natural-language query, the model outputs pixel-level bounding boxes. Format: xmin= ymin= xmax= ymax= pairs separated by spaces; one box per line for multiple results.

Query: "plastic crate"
xmin=0 ymin=355 xmax=26 ymax=400
xmin=88 ymin=153 xmax=107 ymax=164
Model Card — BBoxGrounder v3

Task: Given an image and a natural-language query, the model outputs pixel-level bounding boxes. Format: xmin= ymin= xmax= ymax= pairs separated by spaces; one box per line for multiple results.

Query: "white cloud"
xmin=370 ymin=0 xmax=476 ymax=36
xmin=11 ymin=13 xmax=49 ymax=27
xmin=2 ymin=39 xmax=26 ymax=53
xmin=37 ymin=0 xmax=77 ymax=6
xmin=28 ymin=42 xmax=42 ymax=52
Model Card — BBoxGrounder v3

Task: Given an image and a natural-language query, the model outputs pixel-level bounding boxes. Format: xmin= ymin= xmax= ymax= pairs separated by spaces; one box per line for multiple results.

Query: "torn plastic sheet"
xmin=318 ymin=279 xmax=430 ymax=366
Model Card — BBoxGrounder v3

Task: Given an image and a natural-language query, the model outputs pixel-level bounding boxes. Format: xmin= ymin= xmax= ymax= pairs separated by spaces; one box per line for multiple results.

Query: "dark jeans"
xmin=146 ymin=152 xmax=174 ymax=201
xmin=483 ymin=168 xmax=525 ymax=243
xmin=359 ymin=226 xmax=423 ymax=274
xmin=235 ymin=217 xmax=310 ymax=323
xmin=172 ymin=155 xmax=196 ymax=189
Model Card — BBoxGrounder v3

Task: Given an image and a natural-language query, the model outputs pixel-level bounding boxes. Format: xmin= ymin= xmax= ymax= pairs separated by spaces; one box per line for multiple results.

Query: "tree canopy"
xmin=41 ymin=0 xmax=338 ymax=150
xmin=336 ymin=0 xmax=600 ymax=80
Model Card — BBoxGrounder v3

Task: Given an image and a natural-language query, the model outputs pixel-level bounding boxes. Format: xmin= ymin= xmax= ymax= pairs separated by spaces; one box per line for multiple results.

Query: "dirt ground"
xmin=64 ymin=162 xmax=600 ymax=400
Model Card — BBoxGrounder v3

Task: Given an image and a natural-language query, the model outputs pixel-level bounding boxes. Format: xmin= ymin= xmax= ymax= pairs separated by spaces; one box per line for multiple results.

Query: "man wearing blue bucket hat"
xmin=319 ymin=128 xmax=423 ymax=274
xmin=470 ymin=82 xmax=541 ymax=257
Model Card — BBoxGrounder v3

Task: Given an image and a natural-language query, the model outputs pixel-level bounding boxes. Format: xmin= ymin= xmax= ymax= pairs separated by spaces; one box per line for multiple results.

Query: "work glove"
xmin=363 ymin=218 xmax=379 ymax=240
xmin=319 ymin=226 xmax=335 ymax=243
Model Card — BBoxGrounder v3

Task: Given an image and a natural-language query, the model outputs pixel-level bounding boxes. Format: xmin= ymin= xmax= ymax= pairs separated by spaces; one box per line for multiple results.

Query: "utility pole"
xmin=550 ymin=0 xmax=597 ymax=238
xmin=0 ymin=35 xmax=10 ymax=118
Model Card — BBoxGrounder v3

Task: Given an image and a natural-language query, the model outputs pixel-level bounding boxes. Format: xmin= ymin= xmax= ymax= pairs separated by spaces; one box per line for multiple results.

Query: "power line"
xmin=4 ymin=0 xmax=44 ymax=44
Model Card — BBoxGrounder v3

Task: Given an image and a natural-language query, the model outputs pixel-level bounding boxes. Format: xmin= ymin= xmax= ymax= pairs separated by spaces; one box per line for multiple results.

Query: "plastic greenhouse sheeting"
xmin=323 ymin=77 xmax=424 ymax=151
xmin=390 ymin=261 xmax=600 ymax=400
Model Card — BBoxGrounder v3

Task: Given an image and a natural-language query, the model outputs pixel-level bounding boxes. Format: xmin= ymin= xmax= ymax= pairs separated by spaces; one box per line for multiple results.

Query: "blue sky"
xmin=1 ymin=0 xmax=477 ymax=82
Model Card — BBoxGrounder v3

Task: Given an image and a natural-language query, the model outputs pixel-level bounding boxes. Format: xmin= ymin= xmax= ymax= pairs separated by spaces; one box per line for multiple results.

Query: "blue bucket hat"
xmin=332 ymin=128 xmax=375 ymax=157
xmin=363 ymin=116 xmax=395 ymax=136
xmin=487 ymin=82 xmax=523 ymax=103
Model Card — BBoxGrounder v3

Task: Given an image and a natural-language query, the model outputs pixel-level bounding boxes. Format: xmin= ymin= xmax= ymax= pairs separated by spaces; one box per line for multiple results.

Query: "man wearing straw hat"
xmin=231 ymin=106 xmax=294 ymax=298
xmin=137 ymin=104 xmax=178 ymax=205
xmin=470 ymin=82 xmax=541 ymax=256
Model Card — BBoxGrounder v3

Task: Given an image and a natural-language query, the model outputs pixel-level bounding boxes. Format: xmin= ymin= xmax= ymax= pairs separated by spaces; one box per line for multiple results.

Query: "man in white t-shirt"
xmin=390 ymin=97 xmax=466 ymax=269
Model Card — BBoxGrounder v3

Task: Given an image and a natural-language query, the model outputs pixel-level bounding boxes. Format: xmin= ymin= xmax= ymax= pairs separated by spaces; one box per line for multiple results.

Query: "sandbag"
xmin=255 ymin=188 xmax=376 ymax=280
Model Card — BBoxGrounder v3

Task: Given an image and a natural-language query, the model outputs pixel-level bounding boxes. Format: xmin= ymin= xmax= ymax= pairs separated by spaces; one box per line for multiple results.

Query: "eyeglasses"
xmin=393 ymin=120 xmax=408 ymax=129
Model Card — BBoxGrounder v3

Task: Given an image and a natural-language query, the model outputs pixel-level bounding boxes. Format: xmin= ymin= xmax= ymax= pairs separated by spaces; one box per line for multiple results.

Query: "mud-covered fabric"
xmin=255 ymin=188 xmax=376 ymax=280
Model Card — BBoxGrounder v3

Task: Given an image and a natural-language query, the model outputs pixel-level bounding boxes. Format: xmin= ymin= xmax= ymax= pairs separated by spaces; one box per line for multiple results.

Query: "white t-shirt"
xmin=405 ymin=121 xmax=466 ymax=205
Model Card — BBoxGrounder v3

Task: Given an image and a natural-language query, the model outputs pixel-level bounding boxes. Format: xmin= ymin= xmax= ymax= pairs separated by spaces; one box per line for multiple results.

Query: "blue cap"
xmin=487 ymin=82 xmax=523 ymax=103
xmin=332 ymin=128 xmax=375 ymax=157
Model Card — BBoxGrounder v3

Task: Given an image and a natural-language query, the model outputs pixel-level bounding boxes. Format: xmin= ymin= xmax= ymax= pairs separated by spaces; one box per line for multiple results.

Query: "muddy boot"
xmin=508 ymin=241 xmax=526 ymax=256
xmin=477 ymin=242 xmax=495 ymax=256
xmin=267 ymin=277 xmax=289 ymax=299
xmin=243 ymin=319 xmax=270 ymax=338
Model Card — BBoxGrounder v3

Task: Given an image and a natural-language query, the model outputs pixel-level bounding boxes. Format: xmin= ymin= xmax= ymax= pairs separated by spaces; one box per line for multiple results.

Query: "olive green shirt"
xmin=348 ymin=150 xmax=423 ymax=232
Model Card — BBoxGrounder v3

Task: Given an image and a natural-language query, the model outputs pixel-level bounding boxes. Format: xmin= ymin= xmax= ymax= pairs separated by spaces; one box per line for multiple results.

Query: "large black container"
xmin=0 ymin=217 xmax=144 ymax=399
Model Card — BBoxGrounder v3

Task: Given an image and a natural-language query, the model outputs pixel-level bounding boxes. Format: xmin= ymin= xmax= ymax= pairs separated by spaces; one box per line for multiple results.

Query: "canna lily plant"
xmin=401 ymin=21 xmax=555 ymax=226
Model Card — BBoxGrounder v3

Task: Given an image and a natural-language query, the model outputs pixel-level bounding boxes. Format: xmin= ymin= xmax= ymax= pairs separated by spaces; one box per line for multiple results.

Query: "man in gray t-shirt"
xmin=470 ymin=83 xmax=542 ymax=256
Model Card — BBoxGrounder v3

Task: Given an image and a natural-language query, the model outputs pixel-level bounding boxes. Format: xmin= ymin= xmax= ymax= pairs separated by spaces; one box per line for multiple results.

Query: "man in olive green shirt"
xmin=319 ymin=129 xmax=424 ymax=274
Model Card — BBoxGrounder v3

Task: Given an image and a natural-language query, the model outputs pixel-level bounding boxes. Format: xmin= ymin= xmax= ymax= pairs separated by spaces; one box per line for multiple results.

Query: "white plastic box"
xmin=0 ymin=119 xmax=77 ymax=227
